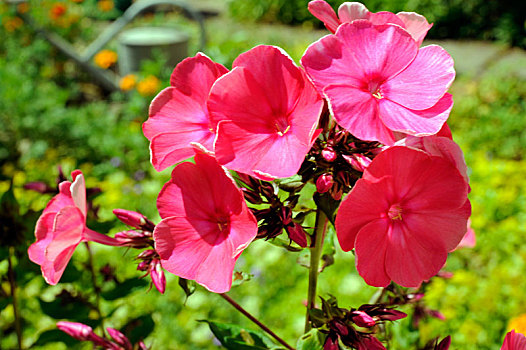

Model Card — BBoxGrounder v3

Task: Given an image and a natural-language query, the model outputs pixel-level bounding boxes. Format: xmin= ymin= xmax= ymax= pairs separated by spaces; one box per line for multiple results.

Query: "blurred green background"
xmin=1 ymin=0 xmax=525 ymax=349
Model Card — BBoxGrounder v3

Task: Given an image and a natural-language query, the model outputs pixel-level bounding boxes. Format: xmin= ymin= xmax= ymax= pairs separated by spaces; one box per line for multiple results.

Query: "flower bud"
xmin=137 ymin=261 xmax=149 ymax=271
xmin=322 ymin=147 xmax=337 ymax=162
xmin=436 ymin=336 xmax=451 ymax=350
xmin=24 ymin=181 xmax=54 ymax=194
xmin=150 ymin=259 xmax=166 ymax=294
xmin=56 ymin=321 xmax=93 ymax=341
xmin=285 ymin=222 xmax=308 ymax=248
xmin=113 ymin=209 xmax=155 ymax=232
xmin=137 ymin=249 xmax=156 ymax=259
xmin=107 ymin=327 xmax=132 ymax=350
xmin=343 ymin=154 xmax=372 ymax=172
xmin=352 ymin=311 xmax=376 ymax=328
xmin=138 ymin=341 xmax=150 ymax=350
xmin=280 ymin=206 xmax=292 ymax=225
xmin=316 ymin=174 xmax=333 ymax=193
xmin=242 ymin=189 xmax=263 ymax=204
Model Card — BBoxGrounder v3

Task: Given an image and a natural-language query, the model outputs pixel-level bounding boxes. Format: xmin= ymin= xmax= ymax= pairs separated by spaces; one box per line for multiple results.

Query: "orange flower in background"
xmin=16 ymin=2 xmax=30 ymax=14
xmin=94 ymin=50 xmax=118 ymax=69
xmin=137 ymin=75 xmax=161 ymax=96
xmin=119 ymin=74 xmax=137 ymax=91
xmin=3 ymin=17 xmax=23 ymax=32
xmin=50 ymin=3 xmax=67 ymax=20
xmin=509 ymin=314 xmax=526 ymax=334
xmin=97 ymin=0 xmax=114 ymax=12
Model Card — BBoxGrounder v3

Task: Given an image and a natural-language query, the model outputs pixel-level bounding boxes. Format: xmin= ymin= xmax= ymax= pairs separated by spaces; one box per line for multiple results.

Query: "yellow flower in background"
xmin=17 ymin=2 xmax=29 ymax=13
xmin=509 ymin=314 xmax=526 ymax=334
xmin=137 ymin=75 xmax=161 ymax=96
xmin=3 ymin=17 xmax=23 ymax=32
xmin=97 ymin=0 xmax=114 ymax=12
xmin=119 ymin=74 xmax=137 ymax=91
xmin=94 ymin=49 xmax=118 ymax=69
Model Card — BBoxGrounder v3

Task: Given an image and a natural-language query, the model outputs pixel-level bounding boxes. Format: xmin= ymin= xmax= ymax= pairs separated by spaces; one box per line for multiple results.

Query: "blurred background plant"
xmin=0 ymin=0 xmax=525 ymax=349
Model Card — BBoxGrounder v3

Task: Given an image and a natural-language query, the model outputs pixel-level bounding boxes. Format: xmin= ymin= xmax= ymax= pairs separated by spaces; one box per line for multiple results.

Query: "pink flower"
xmin=302 ymin=21 xmax=455 ymax=146
xmin=209 ymin=45 xmax=323 ymax=180
xmin=28 ymin=170 xmax=121 ymax=285
xmin=456 ymin=219 xmax=476 ymax=249
xmin=502 ymin=330 xmax=526 ymax=350
xmin=143 ymin=53 xmax=228 ymax=171
xmin=308 ymin=0 xmax=432 ymax=46
xmin=153 ymin=149 xmax=258 ymax=293
xmin=335 ymin=146 xmax=470 ymax=287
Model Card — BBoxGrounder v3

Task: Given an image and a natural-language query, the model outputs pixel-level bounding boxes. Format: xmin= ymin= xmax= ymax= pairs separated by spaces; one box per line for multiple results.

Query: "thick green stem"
xmin=8 ymin=247 xmax=23 ymax=350
xmin=219 ymin=293 xmax=294 ymax=350
xmin=304 ymin=209 xmax=329 ymax=333
xmin=84 ymin=242 xmax=105 ymax=335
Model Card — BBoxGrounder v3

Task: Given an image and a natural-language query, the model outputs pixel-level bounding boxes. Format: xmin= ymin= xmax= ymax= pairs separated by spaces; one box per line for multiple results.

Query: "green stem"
xmin=84 ymin=242 xmax=105 ymax=335
xmin=8 ymin=247 xmax=23 ymax=350
xmin=219 ymin=293 xmax=294 ymax=350
xmin=304 ymin=209 xmax=329 ymax=333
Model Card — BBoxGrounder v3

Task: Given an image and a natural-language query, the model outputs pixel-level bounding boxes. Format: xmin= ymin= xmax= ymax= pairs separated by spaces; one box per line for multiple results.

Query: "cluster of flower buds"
xmin=309 ymin=296 xmax=406 ymax=350
xmin=236 ymin=173 xmax=308 ymax=247
xmin=57 ymin=321 xmax=149 ymax=350
xmin=302 ymin=125 xmax=381 ymax=201
xmin=113 ymin=209 xmax=165 ymax=293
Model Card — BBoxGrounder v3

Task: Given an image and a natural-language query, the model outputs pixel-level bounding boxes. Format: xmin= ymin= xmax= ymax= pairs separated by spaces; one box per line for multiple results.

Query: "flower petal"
xmin=354 ymin=219 xmax=391 ymax=287
xmin=337 ymin=2 xmax=369 ymax=22
xmin=382 ymin=45 xmax=455 ymax=110
xmin=28 ymin=212 xmax=56 ymax=265
xmin=396 ymin=12 xmax=433 ymax=46
xmin=308 ymin=0 xmax=341 ymax=33
xmin=70 ymin=172 xmax=87 ymax=217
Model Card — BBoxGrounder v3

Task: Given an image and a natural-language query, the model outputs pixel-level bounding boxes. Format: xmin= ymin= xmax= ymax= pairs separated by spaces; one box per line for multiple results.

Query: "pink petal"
xmin=337 ymin=2 xmax=370 ymax=22
xmin=336 ymin=176 xmax=393 ymax=251
xmin=42 ymin=245 xmax=77 ymax=285
xmin=422 ymin=136 xmax=469 ymax=184
xmin=70 ymin=172 xmax=86 ymax=217
xmin=323 ymin=84 xmax=396 ymax=144
xmin=43 ymin=181 xmax=74 ymax=215
xmin=354 ymin=219 xmax=391 ymax=287
xmin=45 ymin=206 xmax=85 ymax=263
xmin=368 ymin=11 xmax=405 ymax=27
xmin=169 ymin=52 xmax=228 ymax=100
xmin=378 ymin=93 xmax=453 ymax=138
xmin=308 ymin=0 xmax=341 ymax=33
xmin=154 ymin=216 xmax=235 ymax=293
xmin=28 ymin=212 xmax=56 ymax=265
xmin=501 ymin=330 xmax=526 ymax=350
xmin=396 ymin=12 xmax=433 ymax=46
xmin=382 ymin=45 xmax=455 ymax=110
xmin=454 ymin=218 xmax=476 ymax=250
xmin=83 ymin=228 xmax=123 ymax=247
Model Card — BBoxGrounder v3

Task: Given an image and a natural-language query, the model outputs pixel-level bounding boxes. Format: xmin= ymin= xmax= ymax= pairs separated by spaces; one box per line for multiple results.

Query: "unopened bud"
xmin=57 ymin=321 xmax=93 ymax=341
xmin=316 ymin=174 xmax=333 ymax=193
xmin=137 ymin=249 xmax=157 ymax=259
xmin=280 ymin=206 xmax=292 ymax=225
xmin=242 ymin=189 xmax=263 ymax=204
xmin=113 ymin=209 xmax=155 ymax=232
xmin=352 ymin=311 xmax=376 ymax=328
xmin=436 ymin=336 xmax=451 ymax=350
xmin=343 ymin=154 xmax=372 ymax=172
xmin=260 ymin=182 xmax=276 ymax=199
xmin=321 ymin=147 xmax=337 ymax=162
xmin=24 ymin=181 xmax=54 ymax=194
xmin=138 ymin=341 xmax=150 ymax=350
xmin=150 ymin=260 xmax=166 ymax=294
xmin=285 ymin=222 xmax=308 ymax=248
xmin=107 ymin=327 xmax=132 ymax=350
xmin=137 ymin=261 xmax=149 ymax=271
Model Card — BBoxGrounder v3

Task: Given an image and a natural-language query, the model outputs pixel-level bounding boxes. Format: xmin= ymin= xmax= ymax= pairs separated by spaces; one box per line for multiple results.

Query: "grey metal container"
xmin=118 ymin=27 xmax=190 ymax=75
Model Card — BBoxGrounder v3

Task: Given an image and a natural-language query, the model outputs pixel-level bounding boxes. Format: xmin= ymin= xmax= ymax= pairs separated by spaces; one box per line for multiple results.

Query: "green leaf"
xmin=313 ymin=193 xmax=340 ymax=225
xmin=268 ymin=236 xmax=303 ymax=252
xmin=296 ymin=329 xmax=326 ymax=350
xmin=201 ymin=320 xmax=278 ymax=349
xmin=101 ymin=277 xmax=148 ymax=301
xmin=39 ymin=296 xmax=91 ymax=321
xmin=121 ymin=314 xmax=155 ymax=344
xmin=33 ymin=329 xmax=78 ymax=347
xmin=178 ymin=277 xmax=196 ymax=303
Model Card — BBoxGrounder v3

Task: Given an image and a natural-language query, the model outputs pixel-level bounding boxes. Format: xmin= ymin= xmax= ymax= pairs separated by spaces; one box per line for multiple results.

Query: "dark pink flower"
xmin=302 ymin=21 xmax=455 ymax=145
xmin=28 ymin=171 xmax=121 ymax=285
xmin=143 ymin=53 xmax=228 ymax=171
xmin=308 ymin=0 xmax=432 ymax=46
xmin=335 ymin=146 xmax=470 ymax=287
xmin=209 ymin=45 xmax=323 ymax=180
xmin=455 ymin=219 xmax=476 ymax=249
xmin=502 ymin=330 xmax=526 ymax=350
xmin=153 ymin=149 xmax=258 ymax=293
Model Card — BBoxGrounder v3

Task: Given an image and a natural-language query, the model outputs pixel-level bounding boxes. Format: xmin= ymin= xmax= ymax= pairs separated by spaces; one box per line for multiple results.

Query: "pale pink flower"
xmin=302 ymin=21 xmax=455 ymax=146
xmin=502 ymin=330 xmax=526 ymax=350
xmin=209 ymin=45 xmax=323 ymax=180
xmin=153 ymin=149 xmax=258 ymax=293
xmin=308 ymin=0 xmax=432 ymax=46
xmin=143 ymin=53 xmax=228 ymax=171
xmin=28 ymin=170 xmax=121 ymax=285
xmin=335 ymin=146 xmax=470 ymax=287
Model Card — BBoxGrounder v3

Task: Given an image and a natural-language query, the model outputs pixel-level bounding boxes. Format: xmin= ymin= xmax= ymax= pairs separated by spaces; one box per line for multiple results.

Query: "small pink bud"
xmin=316 ymin=174 xmax=333 ymax=193
xmin=150 ymin=260 xmax=166 ymax=294
xmin=113 ymin=209 xmax=155 ymax=231
xmin=322 ymin=147 xmax=337 ymax=162
xmin=281 ymin=206 xmax=292 ymax=225
xmin=379 ymin=309 xmax=407 ymax=321
xmin=286 ymin=222 xmax=308 ymax=248
xmin=139 ymin=341 xmax=150 ymax=350
xmin=352 ymin=311 xmax=376 ymax=328
xmin=24 ymin=181 xmax=54 ymax=194
xmin=343 ymin=154 xmax=372 ymax=172
xmin=428 ymin=309 xmax=446 ymax=321
xmin=107 ymin=327 xmax=132 ymax=350
xmin=436 ymin=335 xmax=451 ymax=350
xmin=324 ymin=336 xmax=339 ymax=350
xmin=137 ymin=261 xmax=149 ymax=271
xmin=137 ymin=249 xmax=156 ymax=259
xmin=57 ymin=321 xmax=93 ymax=341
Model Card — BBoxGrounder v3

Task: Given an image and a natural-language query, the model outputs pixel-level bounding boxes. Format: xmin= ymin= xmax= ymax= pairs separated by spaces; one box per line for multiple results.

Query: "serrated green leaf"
xmin=296 ymin=329 xmax=325 ymax=350
xmin=101 ymin=277 xmax=148 ymax=300
xmin=201 ymin=320 xmax=278 ymax=349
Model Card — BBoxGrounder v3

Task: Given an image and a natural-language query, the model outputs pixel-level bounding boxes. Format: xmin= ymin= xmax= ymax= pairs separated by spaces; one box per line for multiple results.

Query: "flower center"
xmin=273 ymin=115 xmax=291 ymax=136
xmin=216 ymin=217 xmax=230 ymax=232
xmin=387 ymin=204 xmax=403 ymax=221
xmin=368 ymin=80 xmax=384 ymax=100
